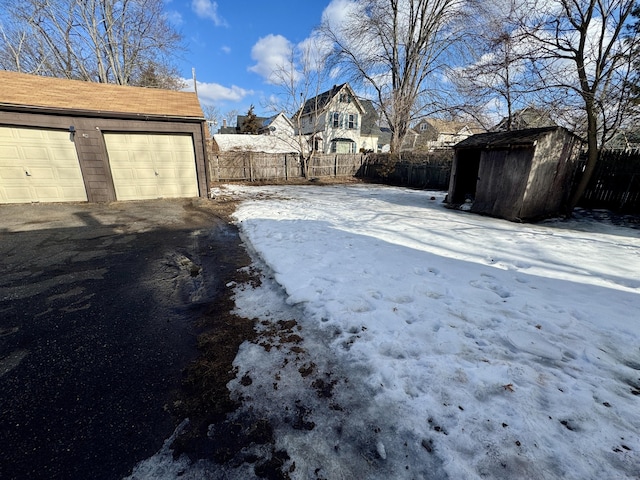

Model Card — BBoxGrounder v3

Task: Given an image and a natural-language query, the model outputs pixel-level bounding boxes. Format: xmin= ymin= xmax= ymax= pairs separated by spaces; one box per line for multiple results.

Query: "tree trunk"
xmin=567 ymin=109 xmax=599 ymax=213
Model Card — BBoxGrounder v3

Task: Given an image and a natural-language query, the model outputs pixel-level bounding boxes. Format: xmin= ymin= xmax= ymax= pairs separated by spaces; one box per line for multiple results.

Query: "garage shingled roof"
xmin=0 ymin=70 xmax=204 ymax=119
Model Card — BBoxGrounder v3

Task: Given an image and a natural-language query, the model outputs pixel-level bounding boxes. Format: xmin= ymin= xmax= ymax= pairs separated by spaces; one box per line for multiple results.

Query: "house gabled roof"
xmin=417 ymin=118 xmax=485 ymax=135
xmin=491 ymin=106 xmax=556 ymax=132
xmin=262 ymin=111 xmax=294 ymax=130
xmin=436 ymin=119 xmax=480 ymax=134
xmin=0 ymin=70 xmax=204 ymax=119
xmin=298 ymin=83 xmax=365 ymax=116
xmin=454 ymin=126 xmax=566 ymax=149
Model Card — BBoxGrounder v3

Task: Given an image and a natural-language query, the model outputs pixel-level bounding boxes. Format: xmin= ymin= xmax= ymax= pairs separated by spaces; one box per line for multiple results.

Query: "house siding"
xmin=297 ymin=84 xmax=366 ymax=154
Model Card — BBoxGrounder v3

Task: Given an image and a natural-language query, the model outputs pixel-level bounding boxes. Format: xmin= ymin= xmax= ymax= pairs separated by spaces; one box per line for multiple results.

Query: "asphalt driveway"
xmin=0 ymin=198 xmax=248 ymax=480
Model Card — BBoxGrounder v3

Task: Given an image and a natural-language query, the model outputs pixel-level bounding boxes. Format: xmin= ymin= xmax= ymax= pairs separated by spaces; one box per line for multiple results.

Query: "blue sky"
xmin=166 ymin=0 xmax=335 ymax=117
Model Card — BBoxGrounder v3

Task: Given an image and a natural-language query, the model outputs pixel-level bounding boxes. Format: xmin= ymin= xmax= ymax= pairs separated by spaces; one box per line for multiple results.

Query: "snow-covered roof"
xmin=262 ymin=112 xmax=294 ymax=129
xmin=213 ymin=134 xmax=299 ymax=154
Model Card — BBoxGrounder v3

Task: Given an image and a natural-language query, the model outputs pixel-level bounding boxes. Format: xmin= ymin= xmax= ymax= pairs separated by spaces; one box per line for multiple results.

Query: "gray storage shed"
xmin=447 ymin=127 xmax=582 ymax=222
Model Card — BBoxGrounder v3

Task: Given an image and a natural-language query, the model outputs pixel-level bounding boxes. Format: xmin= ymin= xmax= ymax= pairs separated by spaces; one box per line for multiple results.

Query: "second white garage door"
xmin=104 ymin=133 xmax=199 ymax=201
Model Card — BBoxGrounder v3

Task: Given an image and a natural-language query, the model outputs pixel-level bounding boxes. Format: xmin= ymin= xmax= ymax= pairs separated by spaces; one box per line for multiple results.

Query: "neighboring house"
xmin=212 ymin=112 xmax=299 ymax=153
xmin=0 ymin=70 xmax=208 ymax=204
xmin=218 ymin=111 xmax=295 ymax=136
xmin=358 ymin=98 xmax=383 ymax=152
xmin=401 ymin=119 xmax=483 ymax=152
xmin=218 ymin=120 xmax=237 ymax=134
xmin=447 ymin=126 xmax=582 ymax=222
xmin=491 ymin=106 xmax=556 ymax=132
xmin=296 ymin=83 xmax=367 ymax=154
xmin=219 ymin=114 xmax=270 ymax=134
xmin=211 ymin=134 xmax=300 ymax=154
xmin=259 ymin=112 xmax=295 ymax=137
xmin=400 ymin=128 xmax=420 ymax=151
xmin=377 ymin=127 xmax=392 ymax=153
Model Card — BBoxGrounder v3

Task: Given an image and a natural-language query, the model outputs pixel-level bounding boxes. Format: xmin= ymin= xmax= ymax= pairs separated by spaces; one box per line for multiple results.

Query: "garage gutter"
xmin=0 ymin=103 xmax=206 ymax=123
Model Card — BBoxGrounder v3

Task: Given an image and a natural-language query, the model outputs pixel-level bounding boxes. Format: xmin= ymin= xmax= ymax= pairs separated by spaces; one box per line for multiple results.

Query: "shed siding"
xmin=521 ymin=129 xmax=580 ymax=219
xmin=472 ymin=148 xmax=532 ymax=220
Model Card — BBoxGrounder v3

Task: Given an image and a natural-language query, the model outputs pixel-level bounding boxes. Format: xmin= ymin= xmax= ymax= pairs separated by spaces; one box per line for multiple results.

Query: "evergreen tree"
xmin=241 ymin=105 xmax=261 ymax=134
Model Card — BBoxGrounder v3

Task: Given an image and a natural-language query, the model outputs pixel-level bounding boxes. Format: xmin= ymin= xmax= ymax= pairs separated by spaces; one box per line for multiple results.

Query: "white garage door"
xmin=0 ymin=126 xmax=87 ymax=204
xmin=104 ymin=133 xmax=199 ymax=201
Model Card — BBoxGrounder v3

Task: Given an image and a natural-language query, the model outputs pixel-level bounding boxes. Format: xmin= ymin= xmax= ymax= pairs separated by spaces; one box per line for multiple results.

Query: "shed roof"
xmin=454 ymin=126 xmax=562 ymax=149
xmin=0 ymin=70 xmax=204 ymax=119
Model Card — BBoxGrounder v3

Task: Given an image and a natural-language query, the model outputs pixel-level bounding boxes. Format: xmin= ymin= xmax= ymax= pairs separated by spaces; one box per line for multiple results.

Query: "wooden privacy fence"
xmin=210 ymin=151 xmax=301 ymax=181
xmin=357 ymin=151 xmax=454 ymax=190
xmin=577 ymin=149 xmax=640 ymax=212
xmin=209 ymin=152 xmax=366 ymax=181
xmin=307 ymin=153 xmax=365 ymax=178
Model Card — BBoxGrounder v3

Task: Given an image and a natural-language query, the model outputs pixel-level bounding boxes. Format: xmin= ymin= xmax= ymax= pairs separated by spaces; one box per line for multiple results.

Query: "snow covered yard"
xmin=129 ymin=184 xmax=640 ymax=479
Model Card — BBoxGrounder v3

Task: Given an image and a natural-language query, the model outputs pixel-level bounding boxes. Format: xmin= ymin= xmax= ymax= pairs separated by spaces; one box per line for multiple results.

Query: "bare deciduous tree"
xmin=519 ymin=0 xmax=638 ymax=211
xmin=320 ymin=0 xmax=470 ymax=153
xmin=0 ymin=0 xmax=184 ymax=87
xmin=201 ymin=104 xmax=221 ymax=136
xmin=451 ymin=0 xmax=534 ymax=130
xmin=223 ymin=109 xmax=239 ymax=128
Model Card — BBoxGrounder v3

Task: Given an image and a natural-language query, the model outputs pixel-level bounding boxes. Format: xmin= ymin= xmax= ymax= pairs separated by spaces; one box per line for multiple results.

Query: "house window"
xmin=339 ymin=93 xmax=351 ymax=103
xmin=420 ymin=123 xmax=428 ymax=131
xmin=331 ymin=139 xmax=356 ymax=153
xmin=348 ymin=114 xmax=358 ymax=129
xmin=333 ymin=112 xmax=339 ymax=128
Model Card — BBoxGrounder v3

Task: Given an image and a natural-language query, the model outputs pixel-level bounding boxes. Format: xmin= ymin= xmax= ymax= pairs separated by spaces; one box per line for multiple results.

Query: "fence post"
xmin=621 ymin=173 xmax=637 ymax=210
xmin=212 ymin=155 xmax=219 ymax=182
xmin=285 ymin=154 xmax=288 ymax=180
xmin=249 ymin=152 xmax=254 ymax=181
xmin=334 ymin=155 xmax=338 ymax=177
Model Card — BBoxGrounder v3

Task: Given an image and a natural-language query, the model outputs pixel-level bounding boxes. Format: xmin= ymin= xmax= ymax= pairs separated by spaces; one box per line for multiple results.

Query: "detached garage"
xmin=0 ymin=70 xmax=208 ymax=203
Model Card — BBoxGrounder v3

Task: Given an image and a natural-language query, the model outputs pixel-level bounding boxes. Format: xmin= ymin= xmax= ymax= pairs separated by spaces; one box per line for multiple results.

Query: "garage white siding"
xmin=0 ymin=126 xmax=87 ymax=204
xmin=104 ymin=133 xmax=199 ymax=200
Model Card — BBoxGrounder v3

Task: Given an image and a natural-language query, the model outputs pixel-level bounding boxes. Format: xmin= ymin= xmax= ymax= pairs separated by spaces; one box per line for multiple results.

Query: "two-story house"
xmin=403 ymin=119 xmax=484 ymax=152
xmin=296 ymin=83 xmax=370 ymax=154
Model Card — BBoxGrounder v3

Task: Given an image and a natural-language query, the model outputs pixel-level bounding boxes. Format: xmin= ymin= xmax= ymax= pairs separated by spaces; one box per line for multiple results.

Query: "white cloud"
xmin=322 ymin=0 xmax=358 ymax=28
xmin=221 ymin=45 xmax=231 ymax=54
xmin=191 ymin=0 xmax=226 ymax=26
xmin=296 ymin=32 xmax=333 ymax=72
xmin=183 ymin=79 xmax=253 ymax=103
xmin=164 ymin=10 xmax=183 ymax=26
xmin=248 ymin=34 xmax=293 ymax=84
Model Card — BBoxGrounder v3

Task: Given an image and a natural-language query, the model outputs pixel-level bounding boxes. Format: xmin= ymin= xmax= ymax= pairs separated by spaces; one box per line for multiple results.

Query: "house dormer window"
xmin=420 ymin=123 xmax=428 ymax=131
xmin=339 ymin=93 xmax=351 ymax=103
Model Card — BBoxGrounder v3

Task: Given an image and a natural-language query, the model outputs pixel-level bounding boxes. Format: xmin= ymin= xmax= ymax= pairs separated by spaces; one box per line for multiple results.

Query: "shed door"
xmin=104 ymin=133 xmax=198 ymax=200
xmin=0 ymin=126 xmax=87 ymax=204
